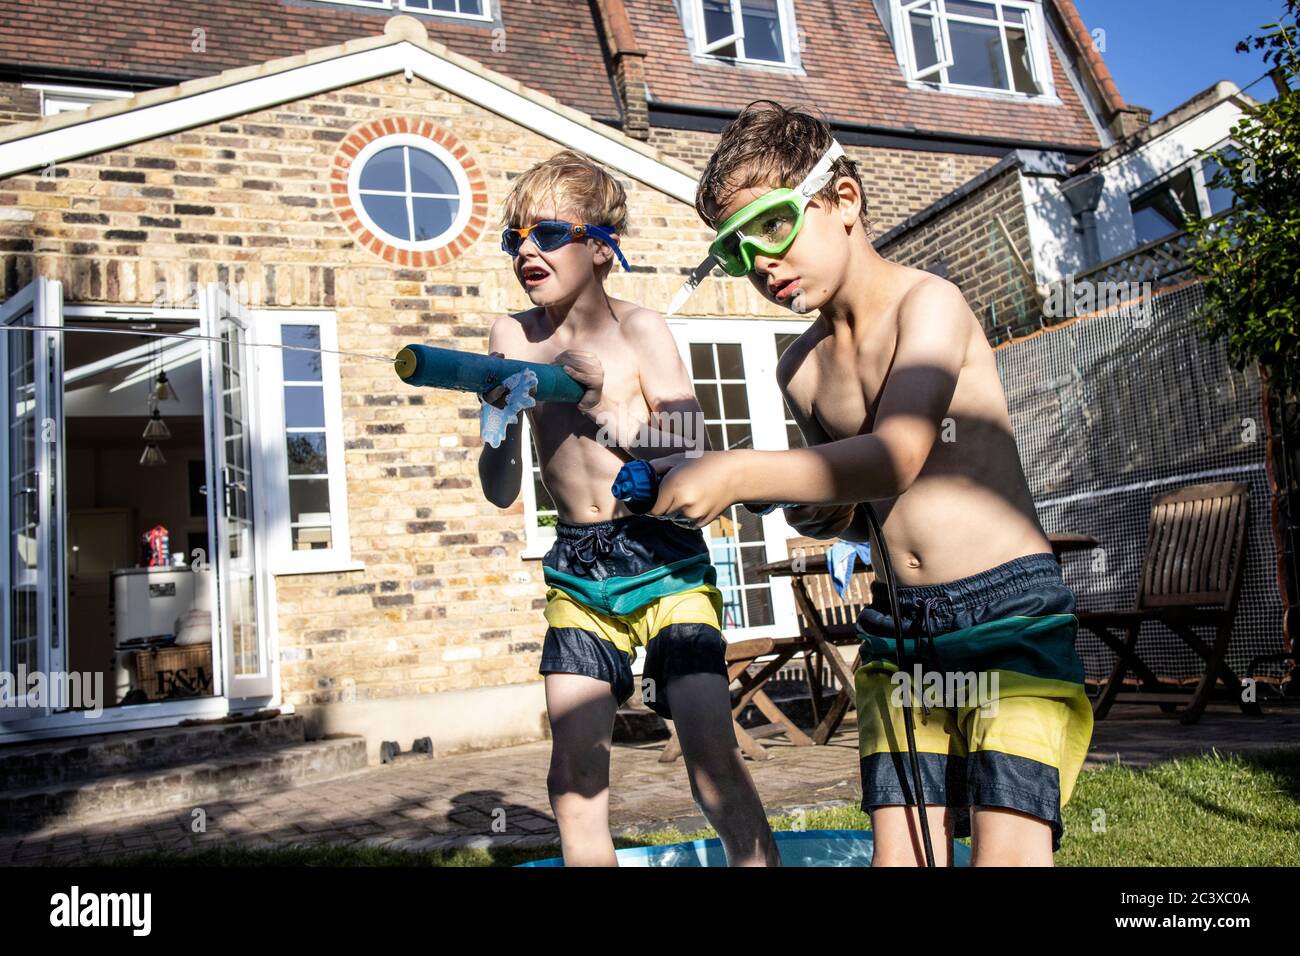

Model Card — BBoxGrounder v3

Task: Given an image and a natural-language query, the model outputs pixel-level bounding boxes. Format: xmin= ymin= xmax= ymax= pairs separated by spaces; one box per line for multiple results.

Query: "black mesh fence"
xmin=995 ymin=281 xmax=1286 ymax=683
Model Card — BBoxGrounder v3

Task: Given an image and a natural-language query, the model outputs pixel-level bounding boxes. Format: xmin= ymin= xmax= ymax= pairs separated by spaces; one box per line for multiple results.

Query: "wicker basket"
xmin=131 ymin=644 xmax=214 ymax=701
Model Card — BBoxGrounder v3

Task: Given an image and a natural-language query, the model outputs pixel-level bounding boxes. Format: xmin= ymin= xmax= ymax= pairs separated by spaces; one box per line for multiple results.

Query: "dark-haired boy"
xmin=651 ymin=102 xmax=1093 ymax=866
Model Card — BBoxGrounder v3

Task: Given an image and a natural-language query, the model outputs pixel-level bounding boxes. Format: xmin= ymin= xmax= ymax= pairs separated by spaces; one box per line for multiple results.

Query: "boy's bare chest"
xmin=808 ymin=357 xmax=887 ymax=440
xmin=511 ymin=332 xmax=645 ymax=409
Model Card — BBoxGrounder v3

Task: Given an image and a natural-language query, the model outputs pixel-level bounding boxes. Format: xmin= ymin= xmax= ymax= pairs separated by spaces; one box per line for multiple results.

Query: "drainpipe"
xmin=592 ymin=0 xmax=650 ymax=140
xmin=1060 ymin=170 xmax=1106 ymax=269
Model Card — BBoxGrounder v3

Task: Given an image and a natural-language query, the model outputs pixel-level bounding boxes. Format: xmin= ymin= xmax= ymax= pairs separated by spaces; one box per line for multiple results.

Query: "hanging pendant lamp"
xmin=140 ymin=443 xmax=167 ymax=466
xmin=153 ymin=368 xmax=179 ymax=402
xmin=142 ymin=405 xmax=171 ymax=441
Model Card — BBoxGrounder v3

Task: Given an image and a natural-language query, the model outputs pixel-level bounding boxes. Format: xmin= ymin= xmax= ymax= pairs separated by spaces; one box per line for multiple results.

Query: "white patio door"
xmin=669 ymin=318 xmax=809 ymax=640
xmin=0 ymin=277 xmax=67 ymax=722
xmin=200 ymin=284 xmax=273 ymax=703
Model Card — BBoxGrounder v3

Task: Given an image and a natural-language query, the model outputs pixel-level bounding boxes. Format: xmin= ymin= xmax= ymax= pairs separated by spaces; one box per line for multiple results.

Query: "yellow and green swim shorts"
xmin=855 ymin=552 xmax=1094 ymax=851
xmin=539 ymin=514 xmax=729 ymax=720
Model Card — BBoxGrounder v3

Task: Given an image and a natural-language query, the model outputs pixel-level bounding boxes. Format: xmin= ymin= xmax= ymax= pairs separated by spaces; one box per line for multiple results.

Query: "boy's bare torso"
xmin=493 ymin=298 xmax=651 ymax=523
xmin=781 ymin=265 xmax=1052 ymax=586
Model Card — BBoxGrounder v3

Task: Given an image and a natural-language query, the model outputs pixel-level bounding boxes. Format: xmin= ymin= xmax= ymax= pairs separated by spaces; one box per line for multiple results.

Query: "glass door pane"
xmin=689 ymin=340 xmax=775 ymax=630
xmin=202 ymin=285 xmax=271 ymax=702
xmin=0 ymin=278 xmax=63 ymax=721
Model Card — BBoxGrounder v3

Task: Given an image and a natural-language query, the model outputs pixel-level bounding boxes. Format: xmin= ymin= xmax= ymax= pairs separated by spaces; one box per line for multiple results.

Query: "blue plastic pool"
xmin=517 ymin=829 xmax=972 ymax=867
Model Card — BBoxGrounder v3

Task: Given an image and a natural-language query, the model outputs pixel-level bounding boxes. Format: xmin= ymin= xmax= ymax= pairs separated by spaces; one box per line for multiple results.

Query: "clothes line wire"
xmin=0 ymin=322 xmax=398 ymax=365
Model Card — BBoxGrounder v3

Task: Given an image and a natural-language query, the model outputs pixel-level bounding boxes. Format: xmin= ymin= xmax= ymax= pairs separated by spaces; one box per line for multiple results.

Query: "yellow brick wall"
xmin=875 ymin=165 xmax=1039 ymax=338
xmin=0 ymin=74 xmax=797 ymax=710
xmin=0 ymin=81 xmax=41 ymax=127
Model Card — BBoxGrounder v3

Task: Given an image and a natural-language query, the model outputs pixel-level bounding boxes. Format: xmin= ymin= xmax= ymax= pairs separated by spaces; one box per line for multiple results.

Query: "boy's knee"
xmin=547 ymin=758 xmax=608 ymax=801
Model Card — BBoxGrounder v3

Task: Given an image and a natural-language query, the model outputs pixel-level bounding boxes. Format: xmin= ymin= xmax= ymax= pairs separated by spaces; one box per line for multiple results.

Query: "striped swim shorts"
xmin=539 ymin=514 xmax=728 ymax=721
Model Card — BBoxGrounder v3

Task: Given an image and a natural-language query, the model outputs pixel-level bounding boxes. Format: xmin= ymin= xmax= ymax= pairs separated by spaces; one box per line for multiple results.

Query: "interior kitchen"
xmin=63 ymin=319 xmax=215 ymax=711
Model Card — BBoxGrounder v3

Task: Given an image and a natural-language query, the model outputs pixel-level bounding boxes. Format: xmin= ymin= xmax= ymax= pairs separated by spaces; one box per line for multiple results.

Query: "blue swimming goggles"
xmin=500 ymin=220 xmax=631 ymax=271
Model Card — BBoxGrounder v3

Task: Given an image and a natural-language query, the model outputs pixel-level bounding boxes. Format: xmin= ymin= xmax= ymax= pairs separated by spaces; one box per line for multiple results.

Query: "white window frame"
xmin=252 ymin=310 xmax=361 ymax=576
xmin=890 ymin=0 xmax=1056 ymax=100
xmin=685 ymin=0 xmax=801 ymax=69
xmin=347 ymin=133 xmax=473 ymax=253
xmin=22 ymin=83 xmax=131 ymax=116
xmin=1127 ymin=138 xmax=1239 ymax=243
xmin=398 ymin=0 xmax=493 ymax=21
xmin=519 ymin=417 xmax=556 ymax=560
xmin=311 ymin=0 xmax=393 ymax=8
xmin=310 ymin=0 xmax=494 ymax=19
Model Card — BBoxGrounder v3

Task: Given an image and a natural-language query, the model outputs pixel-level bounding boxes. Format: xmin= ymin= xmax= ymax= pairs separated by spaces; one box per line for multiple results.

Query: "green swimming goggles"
xmin=666 ymin=140 xmax=845 ymax=315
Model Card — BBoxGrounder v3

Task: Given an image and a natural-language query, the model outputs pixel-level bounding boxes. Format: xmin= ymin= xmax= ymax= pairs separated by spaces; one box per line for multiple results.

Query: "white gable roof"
xmin=0 ymin=16 xmax=699 ymax=204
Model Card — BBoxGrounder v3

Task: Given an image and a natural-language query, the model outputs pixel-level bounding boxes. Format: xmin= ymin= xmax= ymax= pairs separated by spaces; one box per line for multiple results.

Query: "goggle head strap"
xmin=797 ymin=139 xmax=846 ymax=200
xmin=665 ymin=139 xmax=845 ymax=316
xmin=578 ymin=224 xmax=632 ymax=272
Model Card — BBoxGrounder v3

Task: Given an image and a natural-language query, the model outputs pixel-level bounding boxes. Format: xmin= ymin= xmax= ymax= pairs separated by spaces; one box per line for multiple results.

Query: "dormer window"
xmin=890 ymin=0 xmax=1052 ymax=97
xmin=312 ymin=0 xmax=491 ymax=20
xmin=688 ymin=0 xmax=798 ymax=67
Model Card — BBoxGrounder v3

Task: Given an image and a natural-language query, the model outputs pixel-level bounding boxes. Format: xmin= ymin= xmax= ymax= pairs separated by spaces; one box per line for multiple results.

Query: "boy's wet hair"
xmin=695 ymin=100 xmax=872 ymax=234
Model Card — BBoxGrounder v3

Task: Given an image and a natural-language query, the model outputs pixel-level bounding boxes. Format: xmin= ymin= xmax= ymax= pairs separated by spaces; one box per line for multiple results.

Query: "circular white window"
xmin=346 ymin=134 xmax=473 ymax=251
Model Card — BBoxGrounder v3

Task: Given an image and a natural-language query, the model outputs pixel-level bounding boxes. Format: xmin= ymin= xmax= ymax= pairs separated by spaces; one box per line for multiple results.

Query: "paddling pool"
xmin=517 ymin=829 xmax=972 ymax=867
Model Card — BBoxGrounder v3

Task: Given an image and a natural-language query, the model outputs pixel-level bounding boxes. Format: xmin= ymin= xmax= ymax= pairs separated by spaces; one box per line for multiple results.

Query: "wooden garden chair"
xmin=658 ymin=537 xmax=872 ymax=762
xmin=1076 ymin=481 xmax=1263 ymax=725
xmin=758 ymin=538 xmax=873 ymax=745
xmin=658 ymin=634 xmax=813 ymax=763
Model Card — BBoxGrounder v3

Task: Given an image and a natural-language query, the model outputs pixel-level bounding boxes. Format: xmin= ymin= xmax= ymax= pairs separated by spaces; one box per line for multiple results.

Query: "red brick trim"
xmin=331 ymin=117 xmax=489 ymax=267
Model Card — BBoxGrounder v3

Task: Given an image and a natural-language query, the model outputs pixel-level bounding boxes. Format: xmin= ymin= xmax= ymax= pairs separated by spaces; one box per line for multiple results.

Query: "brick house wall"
xmin=0 ymin=68 xmax=794 ymax=754
xmin=0 ymin=83 xmax=40 ymax=127
xmin=875 ymin=162 xmax=1039 ymax=338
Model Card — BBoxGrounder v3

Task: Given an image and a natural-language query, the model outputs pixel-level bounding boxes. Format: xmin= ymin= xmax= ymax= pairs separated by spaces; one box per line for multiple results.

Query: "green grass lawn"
xmin=94 ymin=745 xmax=1300 ymax=867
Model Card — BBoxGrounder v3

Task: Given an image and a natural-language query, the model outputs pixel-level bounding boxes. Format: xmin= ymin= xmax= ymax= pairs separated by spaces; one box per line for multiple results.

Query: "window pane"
xmin=1202 ymin=153 xmax=1238 ymax=215
xmin=1130 ymin=169 xmax=1198 ymax=244
xmin=284 ymin=385 xmax=326 ymax=428
xmin=744 ymin=585 xmax=774 ymax=627
xmin=697 ymin=383 xmax=721 ymax=420
xmin=411 ymin=197 xmax=458 ymax=241
xmin=947 ymin=20 xmax=1009 ymax=89
xmin=408 ymin=149 xmax=459 ymax=195
xmin=281 ymin=325 xmax=322 ymax=382
xmin=724 ymin=420 xmax=753 ymax=450
xmin=721 ymin=382 xmax=750 ymax=419
xmin=909 ymin=11 xmax=940 ymax=73
xmin=690 ymin=342 xmax=716 ymax=379
xmin=702 ymin=0 xmax=737 ymax=45
xmin=286 ymin=433 xmax=329 ymax=475
xmin=736 ymin=506 xmax=764 ymax=543
xmin=288 ymin=477 xmax=331 ymax=525
xmin=1005 ymin=27 xmax=1040 ymax=94
xmin=460 ymin=0 xmax=483 ymax=13
xmin=716 ymin=343 xmax=744 ymax=379
xmin=360 ymin=193 xmax=411 ymax=241
xmin=946 ymin=0 xmax=997 ymax=18
xmin=740 ymin=0 xmax=784 ymax=62
xmin=358 ymin=146 xmax=407 ymax=192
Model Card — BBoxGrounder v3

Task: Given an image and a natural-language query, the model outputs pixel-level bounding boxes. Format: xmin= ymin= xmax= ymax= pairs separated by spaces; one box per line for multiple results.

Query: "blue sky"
xmin=1073 ymin=0 xmax=1284 ymax=117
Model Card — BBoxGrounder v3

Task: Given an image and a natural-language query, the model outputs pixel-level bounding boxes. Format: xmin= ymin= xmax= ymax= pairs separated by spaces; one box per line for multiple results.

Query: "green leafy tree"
xmin=1187 ymin=5 xmax=1300 ymax=398
xmin=1188 ymin=5 xmax=1300 ymax=669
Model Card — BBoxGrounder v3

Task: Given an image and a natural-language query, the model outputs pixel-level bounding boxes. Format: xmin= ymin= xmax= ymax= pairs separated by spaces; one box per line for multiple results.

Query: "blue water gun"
xmin=394 ymin=344 xmax=584 ymax=403
xmin=611 ymin=459 xmax=780 ymax=516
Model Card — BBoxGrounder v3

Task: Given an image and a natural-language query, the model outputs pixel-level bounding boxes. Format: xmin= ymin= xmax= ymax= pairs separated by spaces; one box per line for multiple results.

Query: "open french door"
xmin=200 ymin=284 xmax=274 ymax=705
xmin=0 ymin=277 xmax=66 ymax=722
